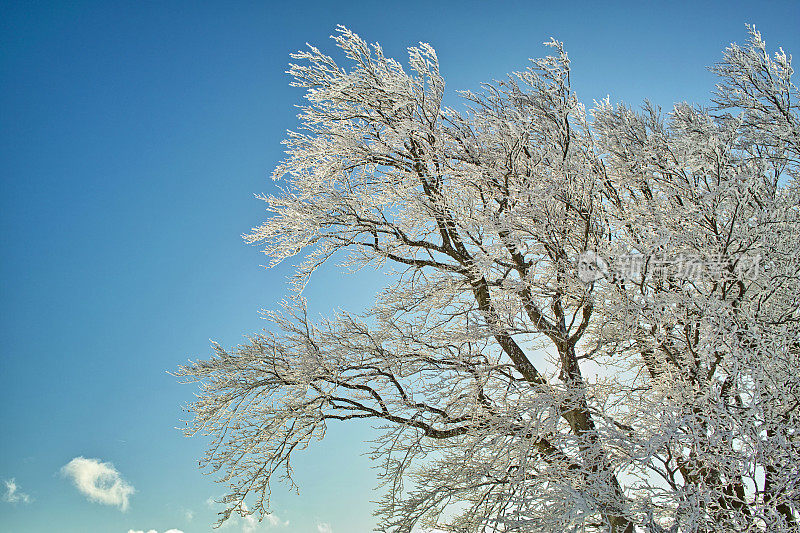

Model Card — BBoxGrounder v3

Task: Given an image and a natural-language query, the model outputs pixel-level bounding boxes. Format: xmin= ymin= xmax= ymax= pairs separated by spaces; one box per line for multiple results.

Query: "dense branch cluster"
xmin=177 ymin=26 xmax=800 ymax=532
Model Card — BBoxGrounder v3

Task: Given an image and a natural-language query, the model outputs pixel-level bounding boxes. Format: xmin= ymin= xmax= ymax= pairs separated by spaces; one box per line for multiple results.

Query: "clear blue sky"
xmin=1 ymin=1 xmax=798 ymax=532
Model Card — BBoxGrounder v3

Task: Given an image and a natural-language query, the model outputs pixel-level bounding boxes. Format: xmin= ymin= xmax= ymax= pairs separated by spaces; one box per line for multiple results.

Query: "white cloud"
xmin=263 ymin=513 xmax=289 ymax=527
xmin=213 ymin=500 xmax=288 ymax=532
xmin=242 ymin=512 xmax=258 ymax=533
xmin=182 ymin=508 xmax=194 ymax=521
xmin=3 ymin=478 xmax=32 ymax=504
xmin=316 ymin=523 xmax=333 ymax=533
xmin=61 ymin=457 xmax=134 ymax=511
xmin=239 ymin=502 xmax=288 ymax=532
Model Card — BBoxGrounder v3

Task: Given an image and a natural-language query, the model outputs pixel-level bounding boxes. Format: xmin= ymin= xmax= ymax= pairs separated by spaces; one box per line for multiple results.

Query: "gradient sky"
xmin=1 ymin=1 xmax=799 ymax=532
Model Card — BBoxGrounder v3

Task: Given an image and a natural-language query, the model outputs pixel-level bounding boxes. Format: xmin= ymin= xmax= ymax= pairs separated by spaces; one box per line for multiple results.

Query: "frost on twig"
xmin=177 ymin=26 xmax=800 ymax=532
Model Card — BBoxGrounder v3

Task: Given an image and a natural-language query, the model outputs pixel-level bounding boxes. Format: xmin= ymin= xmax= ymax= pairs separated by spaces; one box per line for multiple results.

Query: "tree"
xmin=177 ymin=26 xmax=800 ymax=532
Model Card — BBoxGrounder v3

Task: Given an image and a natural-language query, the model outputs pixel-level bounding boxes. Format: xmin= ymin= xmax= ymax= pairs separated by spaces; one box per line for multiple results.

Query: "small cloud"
xmin=213 ymin=500 xmax=288 ymax=532
xmin=183 ymin=508 xmax=194 ymax=521
xmin=61 ymin=457 xmax=134 ymax=511
xmin=264 ymin=513 xmax=289 ymax=527
xmin=242 ymin=513 xmax=258 ymax=533
xmin=3 ymin=478 xmax=32 ymax=504
xmin=240 ymin=502 xmax=288 ymax=532
xmin=317 ymin=523 xmax=333 ymax=533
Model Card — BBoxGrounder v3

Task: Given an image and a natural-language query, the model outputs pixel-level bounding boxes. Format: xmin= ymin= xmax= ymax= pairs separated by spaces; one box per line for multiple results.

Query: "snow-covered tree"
xmin=177 ymin=26 xmax=799 ymax=532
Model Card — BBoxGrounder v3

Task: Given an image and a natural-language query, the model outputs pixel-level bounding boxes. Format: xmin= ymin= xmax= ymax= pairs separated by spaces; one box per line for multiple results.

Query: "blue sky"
xmin=1 ymin=1 xmax=798 ymax=532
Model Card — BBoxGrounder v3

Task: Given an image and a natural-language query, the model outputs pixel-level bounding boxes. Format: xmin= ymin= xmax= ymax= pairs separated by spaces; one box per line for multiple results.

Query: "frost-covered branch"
xmin=179 ymin=26 xmax=800 ymax=532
